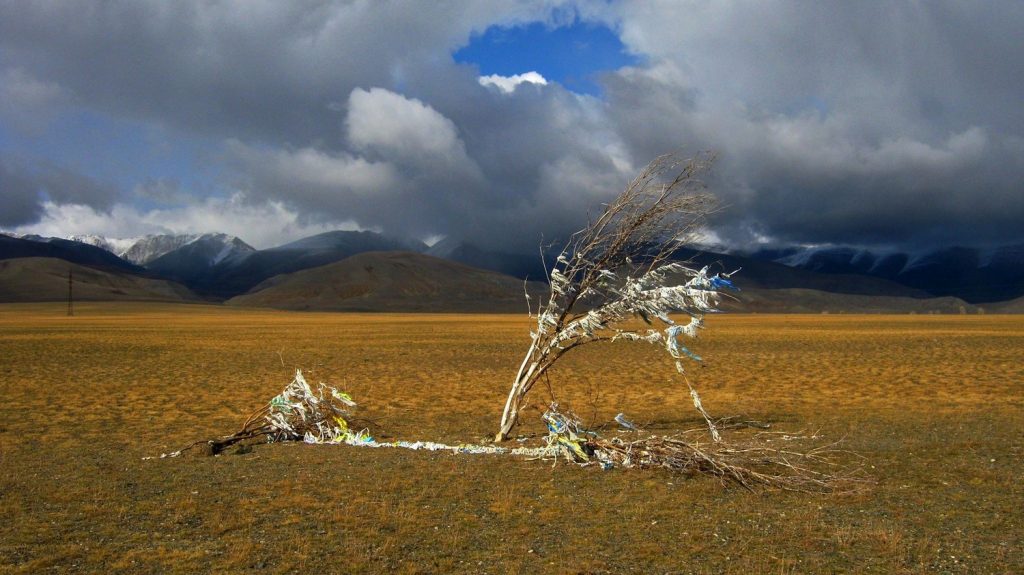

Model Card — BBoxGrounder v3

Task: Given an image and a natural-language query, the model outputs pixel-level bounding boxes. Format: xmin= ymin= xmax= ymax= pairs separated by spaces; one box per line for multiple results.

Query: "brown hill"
xmin=989 ymin=295 xmax=1024 ymax=313
xmin=226 ymin=251 xmax=546 ymax=312
xmin=721 ymin=287 xmax=983 ymax=314
xmin=0 ymin=257 xmax=199 ymax=303
xmin=226 ymin=251 xmax=1004 ymax=314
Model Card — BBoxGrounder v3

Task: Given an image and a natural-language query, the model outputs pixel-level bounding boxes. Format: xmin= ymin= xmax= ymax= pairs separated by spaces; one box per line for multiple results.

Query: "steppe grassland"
xmin=0 ymin=303 xmax=1021 ymax=573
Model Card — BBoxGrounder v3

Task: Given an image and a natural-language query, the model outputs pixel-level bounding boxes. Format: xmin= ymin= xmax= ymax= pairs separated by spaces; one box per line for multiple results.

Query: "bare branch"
xmin=496 ymin=152 xmax=733 ymax=441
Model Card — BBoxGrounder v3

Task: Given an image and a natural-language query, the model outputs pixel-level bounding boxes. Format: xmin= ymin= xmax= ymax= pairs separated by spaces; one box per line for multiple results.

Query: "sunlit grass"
xmin=0 ymin=303 xmax=1021 ymax=573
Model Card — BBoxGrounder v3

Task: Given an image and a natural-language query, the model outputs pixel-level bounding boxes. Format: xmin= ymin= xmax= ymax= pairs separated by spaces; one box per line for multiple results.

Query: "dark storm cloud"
xmin=0 ymin=1 xmax=555 ymax=145
xmin=2 ymin=1 xmax=1022 ymax=250
xmin=0 ymin=158 xmax=44 ymax=226
xmin=226 ymin=83 xmax=630 ymax=250
xmin=604 ymin=1 xmax=1024 ymax=248
xmin=0 ymin=155 xmax=120 ymax=226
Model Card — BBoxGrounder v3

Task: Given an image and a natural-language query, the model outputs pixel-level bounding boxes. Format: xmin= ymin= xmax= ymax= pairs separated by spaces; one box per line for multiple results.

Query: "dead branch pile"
xmin=541 ymin=405 xmax=867 ymax=493
xmin=163 ymin=370 xmax=368 ymax=457
xmin=163 ymin=373 xmax=867 ymax=493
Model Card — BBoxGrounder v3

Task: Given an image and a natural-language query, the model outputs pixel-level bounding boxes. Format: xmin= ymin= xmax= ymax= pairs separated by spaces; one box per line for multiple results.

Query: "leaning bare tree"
xmin=496 ymin=152 xmax=734 ymax=442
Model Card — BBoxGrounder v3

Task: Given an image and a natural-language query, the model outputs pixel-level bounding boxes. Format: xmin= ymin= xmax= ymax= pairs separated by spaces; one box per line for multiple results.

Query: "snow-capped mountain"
xmin=119 ymin=235 xmax=203 ymax=265
xmin=65 ymin=233 xmax=254 ymax=266
xmin=145 ymin=234 xmax=255 ymax=279
xmin=1 ymin=231 xmax=57 ymax=243
xmin=191 ymin=230 xmax=425 ymax=298
xmin=9 ymin=227 xmax=1022 ymax=306
xmin=65 ymin=233 xmax=200 ymax=265
xmin=158 ymin=233 xmax=254 ymax=266
xmin=0 ymin=232 xmax=145 ymax=274
xmin=67 ymin=234 xmax=142 ymax=259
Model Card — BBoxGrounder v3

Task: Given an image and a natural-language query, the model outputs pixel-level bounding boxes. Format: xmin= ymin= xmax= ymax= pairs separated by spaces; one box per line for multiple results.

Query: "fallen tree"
xmin=164 ymin=152 xmax=868 ymax=492
xmin=163 ymin=370 xmax=865 ymax=493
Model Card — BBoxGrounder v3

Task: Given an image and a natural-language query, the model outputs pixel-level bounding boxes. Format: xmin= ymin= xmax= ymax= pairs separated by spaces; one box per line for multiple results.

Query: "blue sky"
xmin=0 ymin=109 xmax=217 ymax=199
xmin=454 ymin=20 xmax=639 ymax=96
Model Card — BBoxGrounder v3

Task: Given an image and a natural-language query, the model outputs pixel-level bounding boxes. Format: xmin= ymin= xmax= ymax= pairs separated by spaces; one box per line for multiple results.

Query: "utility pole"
xmin=67 ymin=268 xmax=74 ymax=317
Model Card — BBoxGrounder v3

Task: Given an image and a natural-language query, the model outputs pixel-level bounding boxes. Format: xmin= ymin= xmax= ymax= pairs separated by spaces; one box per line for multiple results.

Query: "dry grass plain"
xmin=0 ymin=303 xmax=1021 ymax=574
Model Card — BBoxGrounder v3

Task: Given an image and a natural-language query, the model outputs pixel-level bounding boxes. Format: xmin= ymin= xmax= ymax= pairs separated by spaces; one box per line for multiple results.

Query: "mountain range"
xmin=742 ymin=244 xmax=1024 ymax=304
xmin=1 ymin=233 xmax=145 ymax=274
xmin=1 ymin=229 xmax=1022 ymax=313
xmin=160 ymin=230 xmax=424 ymax=299
xmin=0 ymin=257 xmax=199 ymax=303
xmin=226 ymin=251 xmax=547 ymax=312
xmin=69 ymin=232 xmax=255 ymax=267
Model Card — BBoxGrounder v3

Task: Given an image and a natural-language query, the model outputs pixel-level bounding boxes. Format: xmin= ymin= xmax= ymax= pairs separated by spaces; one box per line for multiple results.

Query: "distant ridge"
xmin=3 ymin=230 xmax=1022 ymax=312
xmin=0 ymin=257 xmax=199 ymax=303
xmin=227 ymin=251 xmax=545 ymax=312
xmin=144 ymin=233 xmax=255 ymax=293
xmin=745 ymin=243 xmax=1024 ymax=303
xmin=68 ymin=232 xmax=253 ymax=266
xmin=119 ymin=234 xmax=205 ymax=265
xmin=68 ymin=234 xmax=142 ymax=259
xmin=426 ymin=237 xmax=547 ymax=281
xmin=223 ymin=250 xmax=988 ymax=314
xmin=990 ymin=295 xmax=1024 ymax=314
xmin=186 ymin=230 xmax=427 ymax=298
xmin=0 ymin=233 xmax=144 ymax=274
xmin=721 ymin=287 xmax=981 ymax=315
xmin=424 ymin=239 xmax=942 ymax=300
xmin=670 ymin=247 xmax=932 ymax=299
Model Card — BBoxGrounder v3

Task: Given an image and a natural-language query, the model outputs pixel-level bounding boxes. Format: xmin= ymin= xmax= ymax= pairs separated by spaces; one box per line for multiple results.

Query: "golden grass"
xmin=0 ymin=302 xmax=1022 ymax=573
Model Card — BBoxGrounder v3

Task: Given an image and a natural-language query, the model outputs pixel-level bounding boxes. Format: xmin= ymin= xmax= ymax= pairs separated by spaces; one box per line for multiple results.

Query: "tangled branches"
xmin=163 ymin=370 xmax=370 ymax=457
xmin=541 ymin=405 xmax=867 ymax=493
xmin=165 ymin=372 xmax=867 ymax=493
xmin=497 ymin=152 xmax=733 ymax=441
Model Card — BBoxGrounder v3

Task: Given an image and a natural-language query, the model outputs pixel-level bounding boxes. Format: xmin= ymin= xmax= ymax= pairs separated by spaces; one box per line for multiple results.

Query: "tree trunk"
xmin=495 ymin=382 xmax=523 ymax=442
xmin=495 ymin=340 xmax=542 ymax=441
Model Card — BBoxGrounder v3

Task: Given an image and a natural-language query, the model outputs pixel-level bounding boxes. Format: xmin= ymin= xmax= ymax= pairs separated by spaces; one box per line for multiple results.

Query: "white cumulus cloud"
xmin=346 ymin=87 xmax=477 ymax=170
xmin=13 ymin=196 xmax=361 ymax=250
xmin=478 ymin=71 xmax=548 ymax=93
